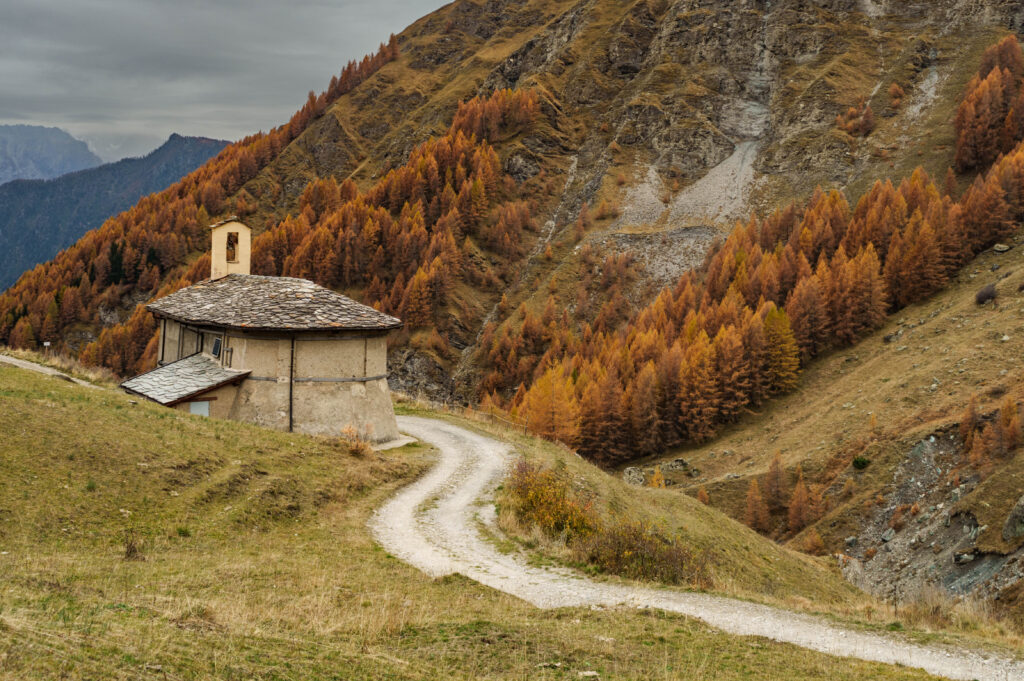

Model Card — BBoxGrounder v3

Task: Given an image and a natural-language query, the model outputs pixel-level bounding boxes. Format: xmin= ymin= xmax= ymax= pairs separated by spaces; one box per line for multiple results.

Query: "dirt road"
xmin=370 ymin=416 xmax=1024 ymax=681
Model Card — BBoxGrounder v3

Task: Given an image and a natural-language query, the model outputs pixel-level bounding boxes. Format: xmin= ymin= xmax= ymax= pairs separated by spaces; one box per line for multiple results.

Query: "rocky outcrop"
xmin=623 ymin=467 xmax=646 ymax=486
xmin=217 ymin=0 xmax=1024 ymax=406
xmin=467 ymin=0 xmax=1021 ymax=234
xmin=388 ymin=348 xmax=457 ymax=402
xmin=840 ymin=432 xmax=1024 ymax=605
xmin=1004 ymin=495 xmax=1024 ymax=542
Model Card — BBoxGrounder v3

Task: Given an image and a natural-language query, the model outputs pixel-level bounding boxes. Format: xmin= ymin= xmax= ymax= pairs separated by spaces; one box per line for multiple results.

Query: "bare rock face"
xmin=388 ymin=348 xmax=456 ymax=403
xmin=483 ymin=1 xmax=590 ymax=89
xmin=1004 ymin=496 xmax=1024 ymax=543
xmin=307 ymin=114 xmax=358 ymax=178
xmin=503 ymin=151 xmax=542 ymax=183
xmin=623 ymin=467 xmax=646 ymax=486
xmin=465 ymin=0 xmax=1021 ymax=233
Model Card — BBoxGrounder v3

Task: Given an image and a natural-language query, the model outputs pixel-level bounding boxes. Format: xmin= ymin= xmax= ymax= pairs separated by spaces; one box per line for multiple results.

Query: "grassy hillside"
xmin=424 ymin=407 xmax=866 ymax=608
xmin=0 ymin=365 xmax=949 ymax=680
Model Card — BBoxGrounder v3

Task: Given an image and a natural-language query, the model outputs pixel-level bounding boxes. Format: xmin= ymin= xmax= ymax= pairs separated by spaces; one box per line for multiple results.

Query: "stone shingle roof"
xmin=147 ymin=274 xmax=402 ymax=332
xmin=121 ymin=353 xmax=250 ymax=405
xmin=209 ymin=215 xmax=243 ymax=230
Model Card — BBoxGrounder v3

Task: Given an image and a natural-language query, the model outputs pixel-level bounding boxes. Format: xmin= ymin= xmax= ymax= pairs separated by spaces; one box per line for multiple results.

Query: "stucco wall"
xmin=291 ymin=334 xmax=398 ymax=440
xmin=292 ymin=377 xmax=399 ymax=441
xmin=180 ymin=326 xmax=201 ymax=360
xmin=160 ymin=320 xmax=181 ymax=364
xmin=227 ymin=336 xmax=290 ymax=377
xmin=154 ymin=322 xmax=399 ymax=441
xmin=217 ymin=335 xmax=293 ymax=431
xmin=229 ymin=379 xmax=291 ymax=431
xmin=172 ymin=381 xmax=241 ymax=420
xmin=292 ymin=337 xmax=385 ymax=378
xmin=365 ymin=336 xmax=387 ymax=376
xmin=210 ymin=221 xmax=251 ymax=279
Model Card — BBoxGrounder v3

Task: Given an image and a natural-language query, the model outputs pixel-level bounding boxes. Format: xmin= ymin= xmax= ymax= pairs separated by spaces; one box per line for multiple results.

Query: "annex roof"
xmin=120 ymin=352 xmax=250 ymax=406
xmin=146 ymin=274 xmax=402 ymax=332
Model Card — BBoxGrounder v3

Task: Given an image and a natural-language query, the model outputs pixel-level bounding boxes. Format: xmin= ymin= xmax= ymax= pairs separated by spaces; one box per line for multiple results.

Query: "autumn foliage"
xmin=1 ymin=76 xmax=540 ymax=376
xmin=250 ymin=88 xmax=541 ymax=331
xmin=499 ymin=88 xmax=1024 ymax=463
xmin=836 ymin=98 xmax=876 ymax=137
xmin=502 ymin=155 xmax=1006 ymax=463
xmin=763 ymin=451 xmax=786 ymax=509
xmin=745 ymin=479 xmax=771 ymax=533
xmin=888 ymin=82 xmax=906 ymax=109
xmin=965 ymin=395 xmax=1022 ymax=470
xmin=955 ymin=36 xmax=1024 ymax=171
xmin=787 ymin=468 xmax=811 ymax=532
xmin=505 ymin=459 xmax=597 ymax=538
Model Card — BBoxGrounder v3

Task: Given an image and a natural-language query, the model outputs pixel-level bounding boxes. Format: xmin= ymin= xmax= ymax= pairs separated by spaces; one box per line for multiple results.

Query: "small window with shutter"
xmin=212 ymin=337 xmax=222 ymax=358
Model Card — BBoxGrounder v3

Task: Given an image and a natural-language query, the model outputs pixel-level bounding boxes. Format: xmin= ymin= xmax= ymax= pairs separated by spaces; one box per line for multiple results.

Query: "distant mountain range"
xmin=0 ymin=134 xmax=228 ymax=290
xmin=0 ymin=124 xmax=102 ymax=185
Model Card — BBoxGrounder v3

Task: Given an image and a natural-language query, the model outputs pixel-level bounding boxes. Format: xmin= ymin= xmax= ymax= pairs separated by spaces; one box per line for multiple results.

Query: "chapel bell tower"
xmin=210 ymin=217 xmax=252 ymax=279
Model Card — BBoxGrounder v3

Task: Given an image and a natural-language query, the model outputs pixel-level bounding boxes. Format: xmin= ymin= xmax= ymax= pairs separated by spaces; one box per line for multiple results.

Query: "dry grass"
xmin=397 ymin=397 xmax=869 ymax=608
xmin=502 ymin=460 xmax=712 ymax=587
xmin=0 ymin=367 xmax=948 ymax=680
xmin=897 ymin=585 xmax=999 ymax=636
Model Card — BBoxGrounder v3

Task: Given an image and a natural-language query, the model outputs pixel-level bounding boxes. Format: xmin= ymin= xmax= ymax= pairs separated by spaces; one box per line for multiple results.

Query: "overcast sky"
xmin=0 ymin=0 xmax=446 ymax=161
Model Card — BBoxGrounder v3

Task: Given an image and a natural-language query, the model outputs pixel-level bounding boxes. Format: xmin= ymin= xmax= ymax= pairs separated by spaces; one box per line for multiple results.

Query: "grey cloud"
xmin=0 ymin=0 xmax=446 ymax=160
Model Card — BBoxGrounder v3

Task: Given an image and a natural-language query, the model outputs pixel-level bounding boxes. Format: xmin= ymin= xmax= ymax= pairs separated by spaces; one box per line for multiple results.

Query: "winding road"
xmin=371 ymin=416 xmax=1024 ymax=681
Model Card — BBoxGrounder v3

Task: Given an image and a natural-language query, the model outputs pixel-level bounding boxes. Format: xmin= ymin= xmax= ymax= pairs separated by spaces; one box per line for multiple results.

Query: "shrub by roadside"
xmin=504 ymin=460 xmax=711 ymax=588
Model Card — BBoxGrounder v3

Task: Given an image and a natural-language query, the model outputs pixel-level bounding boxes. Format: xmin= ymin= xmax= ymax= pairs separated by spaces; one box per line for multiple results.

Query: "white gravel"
xmin=667 ymin=141 xmax=760 ymax=227
xmin=370 ymin=416 xmax=1024 ymax=681
xmin=616 ymin=165 xmax=669 ymax=227
xmin=905 ymin=64 xmax=942 ymax=123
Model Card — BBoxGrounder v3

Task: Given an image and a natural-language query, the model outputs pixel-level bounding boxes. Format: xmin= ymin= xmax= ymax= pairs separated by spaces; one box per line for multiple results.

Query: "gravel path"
xmin=371 ymin=416 xmax=1024 ymax=681
xmin=0 ymin=353 xmax=98 ymax=388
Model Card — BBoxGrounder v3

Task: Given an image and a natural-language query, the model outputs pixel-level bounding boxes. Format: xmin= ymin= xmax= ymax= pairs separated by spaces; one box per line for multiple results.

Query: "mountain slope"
xmin=1 ymin=1 xmax=1021 ymax=391
xmin=0 ymin=134 xmax=228 ymax=290
xmin=0 ymin=124 xmax=101 ymax=184
xmin=623 ymin=235 xmax=1024 ymax=630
